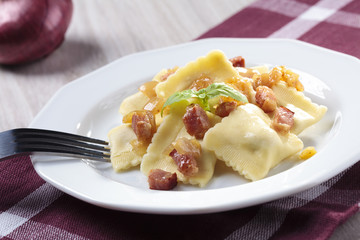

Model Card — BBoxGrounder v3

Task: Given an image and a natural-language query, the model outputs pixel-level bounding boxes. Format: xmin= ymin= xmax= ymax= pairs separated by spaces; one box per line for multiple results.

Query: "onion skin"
xmin=0 ymin=0 xmax=73 ymax=65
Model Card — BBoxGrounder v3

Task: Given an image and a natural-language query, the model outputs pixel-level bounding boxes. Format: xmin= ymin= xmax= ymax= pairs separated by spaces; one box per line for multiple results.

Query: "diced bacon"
xmin=148 ymin=169 xmax=177 ymax=190
xmin=255 ymin=86 xmax=277 ymax=113
xmin=215 ymin=101 xmax=238 ymax=117
xmin=169 ymin=149 xmax=199 ymax=176
xmin=229 ymin=56 xmax=245 ymax=67
xmin=131 ymin=110 xmax=156 ymax=143
xmin=169 ymin=138 xmax=201 ymax=176
xmin=272 ymin=106 xmax=295 ymax=134
xmin=182 ymin=104 xmax=210 ymax=139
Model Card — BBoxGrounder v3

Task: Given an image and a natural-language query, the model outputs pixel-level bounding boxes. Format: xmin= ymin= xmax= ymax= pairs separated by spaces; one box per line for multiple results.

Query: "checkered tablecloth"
xmin=1 ymin=0 xmax=360 ymax=239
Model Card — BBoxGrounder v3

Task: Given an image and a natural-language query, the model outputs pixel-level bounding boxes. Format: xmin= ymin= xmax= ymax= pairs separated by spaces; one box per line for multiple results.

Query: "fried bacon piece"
xmin=131 ymin=110 xmax=156 ymax=143
xmin=229 ymin=56 xmax=245 ymax=67
xmin=148 ymin=169 xmax=177 ymax=190
xmin=215 ymin=101 xmax=238 ymax=117
xmin=170 ymin=149 xmax=199 ymax=177
xmin=169 ymin=138 xmax=201 ymax=176
xmin=272 ymin=106 xmax=295 ymax=134
xmin=255 ymin=86 xmax=277 ymax=113
xmin=182 ymin=104 xmax=210 ymax=139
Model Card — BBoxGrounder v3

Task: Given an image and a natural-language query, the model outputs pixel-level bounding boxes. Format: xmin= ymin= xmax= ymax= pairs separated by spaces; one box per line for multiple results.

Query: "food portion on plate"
xmin=108 ymin=50 xmax=327 ymax=190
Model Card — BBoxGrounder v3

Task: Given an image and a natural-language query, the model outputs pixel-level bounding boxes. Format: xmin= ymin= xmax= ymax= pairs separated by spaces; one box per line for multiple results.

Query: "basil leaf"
xmin=205 ymin=83 xmax=248 ymax=103
xmin=161 ymin=89 xmax=197 ymax=116
xmin=160 ymin=82 xmax=248 ymax=116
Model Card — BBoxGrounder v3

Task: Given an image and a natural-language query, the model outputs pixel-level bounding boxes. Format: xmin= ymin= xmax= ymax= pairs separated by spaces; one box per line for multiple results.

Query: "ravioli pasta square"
xmin=108 ymin=124 xmax=144 ymax=171
xmin=155 ymin=50 xmax=240 ymax=99
xmin=272 ymin=82 xmax=327 ymax=134
xmin=203 ymin=104 xmax=304 ymax=181
xmin=119 ymin=91 xmax=149 ymax=116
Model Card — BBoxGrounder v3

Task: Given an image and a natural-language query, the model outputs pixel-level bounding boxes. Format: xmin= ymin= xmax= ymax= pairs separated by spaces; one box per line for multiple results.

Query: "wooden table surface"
xmin=0 ymin=1 xmax=358 ymax=239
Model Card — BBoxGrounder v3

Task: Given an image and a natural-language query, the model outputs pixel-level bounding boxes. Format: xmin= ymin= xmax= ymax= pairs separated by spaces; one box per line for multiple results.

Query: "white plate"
xmin=30 ymin=38 xmax=360 ymax=214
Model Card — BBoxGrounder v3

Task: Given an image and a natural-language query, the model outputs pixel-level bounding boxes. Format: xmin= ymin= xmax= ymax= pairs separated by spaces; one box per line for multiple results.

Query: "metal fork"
xmin=0 ymin=128 xmax=110 ymax=162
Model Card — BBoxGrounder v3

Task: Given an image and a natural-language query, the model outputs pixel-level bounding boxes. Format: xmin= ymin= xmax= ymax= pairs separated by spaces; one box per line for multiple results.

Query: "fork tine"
xmin=11 ymin=128 xmax=109 ymax=151
xmin=1 ymin=128 xmax=111 ymax=162
xmin=12 ymin=128 xmax=109 ymax=145
xmin=16 ymin=143 xmax=110 ymax=162
xmin=14 ymin=136 xmax=110 ymax=152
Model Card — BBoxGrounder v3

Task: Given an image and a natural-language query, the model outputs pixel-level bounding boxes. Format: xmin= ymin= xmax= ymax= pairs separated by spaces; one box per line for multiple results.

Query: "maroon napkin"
xmin=1 ymin=0 xmax=360 ymax=239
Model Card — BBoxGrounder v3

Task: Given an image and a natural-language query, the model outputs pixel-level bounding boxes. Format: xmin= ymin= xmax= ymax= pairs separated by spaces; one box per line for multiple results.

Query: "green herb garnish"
xmin=161 ymin=83 xmax=248 ymax=115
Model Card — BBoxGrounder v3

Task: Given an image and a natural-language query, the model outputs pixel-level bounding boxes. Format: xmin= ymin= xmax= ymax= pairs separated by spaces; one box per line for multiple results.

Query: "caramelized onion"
xmin=173 ymin=137 xmax=201 ymax=158
xmin=139 ymin=81 xmax=158 ymax=98
xmin=143 ymin=97 xmax=165 ymax=114
xmin=189 ymin=76 xmax=213 ymax=91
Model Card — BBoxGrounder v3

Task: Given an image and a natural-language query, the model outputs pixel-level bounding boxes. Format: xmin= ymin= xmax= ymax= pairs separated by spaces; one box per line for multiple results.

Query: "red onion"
xmin=0 ymin=0 xmax=73 ymax=65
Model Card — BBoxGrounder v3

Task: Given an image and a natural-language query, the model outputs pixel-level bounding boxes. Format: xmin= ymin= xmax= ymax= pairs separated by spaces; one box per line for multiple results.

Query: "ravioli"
xmin=108 ymin=124 xmax=145 ymax=171
xmin=272 ymin=82 xmax=327 ymax=134
xmin=203 ymin=104 xmax=304 ymax=181
xmin=155 ymin=50 xmax=240 ymax=99
xmin=119 ymin=92 xmax=149 ymax=116
xmin=140 ymin=107 xmax=185 ymax=176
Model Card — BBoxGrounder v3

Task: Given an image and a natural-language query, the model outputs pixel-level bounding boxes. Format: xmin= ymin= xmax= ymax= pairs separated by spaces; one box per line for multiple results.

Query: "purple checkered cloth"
xmin=1 ymin=0 xmax=360 ymax=239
